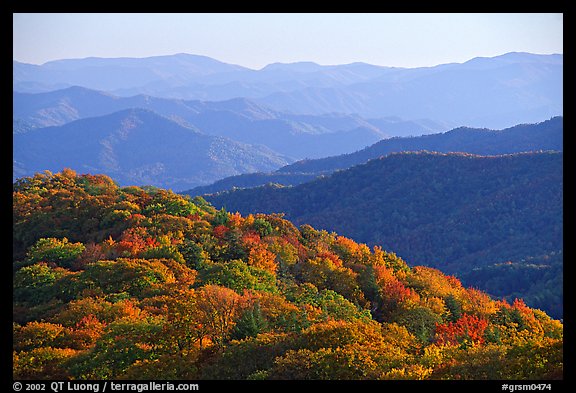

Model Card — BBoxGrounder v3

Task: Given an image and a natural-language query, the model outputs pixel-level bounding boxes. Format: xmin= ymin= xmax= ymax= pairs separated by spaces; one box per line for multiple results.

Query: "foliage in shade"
xmin=184 ymin=116 xmax=562 ymax=196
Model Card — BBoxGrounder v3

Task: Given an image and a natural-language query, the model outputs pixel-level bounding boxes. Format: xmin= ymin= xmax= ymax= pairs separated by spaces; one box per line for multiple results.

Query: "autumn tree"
xmin=231 ymin=301 xmax=268 ymax=340
xmin=247 ymin=245 xmax=277 ymax=274
xmin=68 ymin=316 xmax=164 ymax=379
xmin=12 ymin=170 xmax=564 ymax=380
xmin=194 ymin=285 xmax=244 ymax=347
xmin=296 ymin=256 xmax=365 ymax=306
xmin=14 ymin=347 xmax=78 ymax=380
xmin=435 ymin=313 xmax=489 ymax=347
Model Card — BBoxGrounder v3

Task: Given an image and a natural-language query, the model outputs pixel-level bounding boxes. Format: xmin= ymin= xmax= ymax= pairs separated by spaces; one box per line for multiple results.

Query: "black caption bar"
xmin=12 ymin=382 xmax=200 ymax=393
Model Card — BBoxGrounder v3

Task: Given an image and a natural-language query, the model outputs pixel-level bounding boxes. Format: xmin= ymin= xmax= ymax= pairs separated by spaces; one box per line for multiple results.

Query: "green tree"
xmin=198 ymin=260 xmax=277 ymax=294
xmin=444 ymin=294 xmax=463 ymax=322
xmin=13 ymin=263 xmax=70 ymax=306
xmin=212 ymin=207 xmax=230 ymax=226
xmin=231 ymin=302 xmax=268 ymax=340
xmin=68 ymin=316 xmax=164 ymax=379
xmin=179 ymin=240 xmax=210 ymax=270
xmin=253 ymin=218 xmax=273 ymax=237
xmin=14 ymin=347 xmax=78 ymax=380
xmin=26 ymin=238 xmax=85 ymax=269
xmin=393 ymin=306 xmax=442 ymax=343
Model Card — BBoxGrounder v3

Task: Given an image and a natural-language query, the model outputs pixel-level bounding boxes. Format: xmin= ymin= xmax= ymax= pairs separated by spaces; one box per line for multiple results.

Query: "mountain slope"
xmin=206 ymin=151 xmax=563 ymax=317
xmin=279 ymin=117 xmax=563 ymax=174
xmin=13 ymin=109 xmax=290 ymax=191
xmin=13 ymin=87 xmax=283 ymax=130
xmin=17 ymin=87 xmax=431 ymax=159
xmin=186 ymin=172 xmax=320 ymax=197
xmin=13 ymin=53 xmax=248 ymax=92
xmin=12 ymin=170 xmax=563 ymax=379
xmin=184 ymin=117 xmax=563 ymax=196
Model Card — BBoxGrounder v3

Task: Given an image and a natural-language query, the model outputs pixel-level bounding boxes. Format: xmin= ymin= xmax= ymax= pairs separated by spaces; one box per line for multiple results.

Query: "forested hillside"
xmin=207 ymin=151 xmax=563 ymax=318
xmin=278 ymin=116 xmax=563 ymax=174
xmin=185 ymin=116 xmax=562 ymax=196
xmin=13 ymin=170 xmax=562 ymax=380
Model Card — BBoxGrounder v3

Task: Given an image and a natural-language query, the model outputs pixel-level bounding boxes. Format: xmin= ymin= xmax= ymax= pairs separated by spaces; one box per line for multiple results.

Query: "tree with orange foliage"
xmin=228 ymin=212 xmax=244 ymax=228
xmin=331 ymin=235 xmax=371 ymax=267
xmin=64 ymin=314 xmax=107 ymax=350
xmin=213 ymin=225 xmax=229 ymax=239
xmin=248 ymin=245 xmax=277 ymax=274
xmin=370 ymin=264 xmax=420 ymax=320
xmin=160 ymin=289 xmax=207 ymax=352
xmin=116 ymin=227 xmax=158 ymax=257
xmin=194 ymin=285 xmax=245 ymax=347
xmin=241 ymin=231 xmax=261 ymax=250
xmin=435 ymin=313 xmax=489 ymax=347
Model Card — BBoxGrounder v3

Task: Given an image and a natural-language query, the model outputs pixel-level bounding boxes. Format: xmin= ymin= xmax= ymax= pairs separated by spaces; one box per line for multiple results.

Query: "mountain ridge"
xmin=184 ymin=116 xmax=563 ymax=196
xmin=204 ymin=150 xmax=563 ymax=318
xmin=13 ymin=108 xmax=291 ymax=191
xmin=14 ymin=86 xmax=448 ymax=159
xmin=14 ymin=52 xmax=562 ymax=130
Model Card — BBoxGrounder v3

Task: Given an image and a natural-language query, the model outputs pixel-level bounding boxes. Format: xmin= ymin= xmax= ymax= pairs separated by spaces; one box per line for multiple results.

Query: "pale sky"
xmin=13 ymin=13 xmax=563 ymax=70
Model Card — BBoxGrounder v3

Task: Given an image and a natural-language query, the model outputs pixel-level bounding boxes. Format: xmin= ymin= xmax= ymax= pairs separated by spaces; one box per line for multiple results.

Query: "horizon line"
xmin=12 ymin=51 xmax=564 ymax=71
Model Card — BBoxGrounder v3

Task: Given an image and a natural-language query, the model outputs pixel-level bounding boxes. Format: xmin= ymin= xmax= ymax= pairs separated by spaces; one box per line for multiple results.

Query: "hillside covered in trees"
xmin=206 ymin=151 xmax=563 ymax=319
xmin=185 ymin=116 xmax=562 ymax=196
xmin=278 ymin=116 xmax=563 ymax=174
xmin=13 ymin=170 xmax=562 ymax=380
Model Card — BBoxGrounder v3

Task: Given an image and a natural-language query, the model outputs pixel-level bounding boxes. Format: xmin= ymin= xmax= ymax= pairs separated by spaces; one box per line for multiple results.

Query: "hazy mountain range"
xmin=13 ymin=86 xmax=449 ymax=161
xmin=12 ymin=51 xmax=563 ymax=193
xmin=13 ymin=109 xmax=290 ymax=191
xmin=14 ymin=52 xmax=562 ymax=129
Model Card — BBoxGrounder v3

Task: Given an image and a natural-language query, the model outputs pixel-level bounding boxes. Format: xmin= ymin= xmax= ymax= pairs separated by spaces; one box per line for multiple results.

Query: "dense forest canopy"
xmin=13 ymin=170 xmax=562 ymax=380
xmin=184 ymin=116 xmax=562 ymax=196
xmin=206 ymin=151 xmax=563 ymax=319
